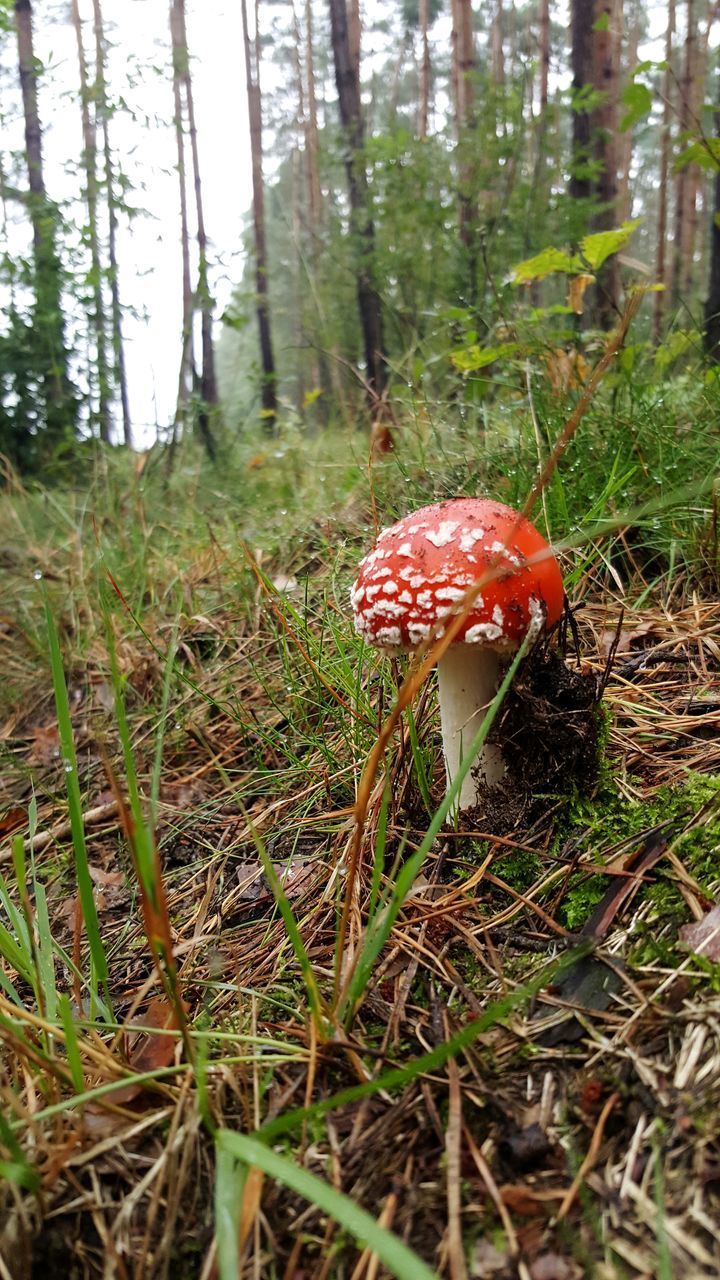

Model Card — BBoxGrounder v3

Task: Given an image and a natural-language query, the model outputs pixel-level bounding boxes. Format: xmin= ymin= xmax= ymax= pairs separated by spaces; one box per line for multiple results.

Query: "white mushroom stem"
xmin=437 ymin=644 xmax=506 ymax=810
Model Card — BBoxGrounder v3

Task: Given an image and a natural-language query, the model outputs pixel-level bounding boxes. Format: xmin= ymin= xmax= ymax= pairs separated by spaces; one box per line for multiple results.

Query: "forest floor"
xmin=0 ymin=388 xmax=719 ymax=1279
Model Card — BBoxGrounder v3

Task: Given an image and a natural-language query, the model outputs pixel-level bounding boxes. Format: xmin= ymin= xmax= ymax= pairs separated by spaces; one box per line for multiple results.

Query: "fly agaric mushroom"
xmin=350 ymin=497 xmax=564 ymax=810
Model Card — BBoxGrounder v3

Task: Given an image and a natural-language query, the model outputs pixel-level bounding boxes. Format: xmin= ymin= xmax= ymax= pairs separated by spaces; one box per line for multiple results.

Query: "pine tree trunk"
xmin=451 ymin=0 xmax=477 ymax=297
xmin=590 ymin=0 xmax=621 ymax=327
xmin=570 ymin=0 xmax=593 ymax=204
xmin=538 ymin=0 xmax=550 ymax=113
xmin=492 ymin=0 xmax=505 ymax=90
xmin=171 ymin=0 xmax=218 ymax=458
xmin=673 ymin=0 xmax=698 ymax=303
xmin=14 ymin=0 xmax=76 ymax=443
xmin=241 ymin=0 xmax=278 ymax=425
xmin=71 ymin=0 xmax=111 ymax=443
xmin=169 ymin=0 xmax=195 ymax=442
xmin=91 ymin=0 xmax=131 ymax=446
xmin=328 ymin=0 xmax=387 ymax=404
xmin=417 ymin=0 xmax=431 ymax=138
xmin=704 ymin=65 xmax=720 ymax=360
xmin=654 ymin=0 xmax=676 ymax=341
xmin=304 ymin=0 xmax=322 ymax=231
xmin=617 ymin=9 xmax=640 ymax=223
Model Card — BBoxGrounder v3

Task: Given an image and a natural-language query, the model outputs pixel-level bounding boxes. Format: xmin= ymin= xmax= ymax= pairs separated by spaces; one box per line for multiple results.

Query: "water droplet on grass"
xmin=33 ymin=570 xmax=43 ymax=581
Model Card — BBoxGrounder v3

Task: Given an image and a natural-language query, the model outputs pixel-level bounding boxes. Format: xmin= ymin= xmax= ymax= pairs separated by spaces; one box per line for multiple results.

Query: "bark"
xmin=570 ymin=0 xmax=593 ymax=204
xmin=328 ymin=0 xmax=387 ymax=403
xmin=15 ymin=0 xmax=76 ymax=441
xmin=491 ymin=0 xmax=505 ymax=90
xmin=305 ymin=0 xmax=322 ymax=229
xmin=590 ymin=0 xmax=621 ymax=327
xmin=91 ymin=0 xmax=131 ymax=446
xmin=704 ymin=67 xmax=720 ymax=360
xmin=71 ymin=0 xmax=111 ymax=443
xmin=617 ymin=9 xmax=640 ymax=223
xmin=241 ymin=0 xmax=278 ymax=423
xmin=417 ymin=0 xmax=431 ymax=139
xmin=175 ymin=1 xmax=215 ymax=455
xmin=169 ymin=0 xmax=195 ymax=439
xmin=654 ymin=0 xmax=676 ymax=340
xmin=538 ymin=0 xmax=550 ymax=113
xmin=673 ymin=0 xmax=698 ymax=302
xmin=451 ymin=0 xmax=477 ymax=293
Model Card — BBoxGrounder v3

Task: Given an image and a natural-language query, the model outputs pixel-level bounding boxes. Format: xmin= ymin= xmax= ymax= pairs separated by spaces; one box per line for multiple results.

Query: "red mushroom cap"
xmin=350 ymin=497 xmax=564 ymax=650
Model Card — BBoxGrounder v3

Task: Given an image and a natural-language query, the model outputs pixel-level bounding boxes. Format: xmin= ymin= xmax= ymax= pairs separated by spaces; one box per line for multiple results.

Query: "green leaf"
xmin=450 ymin=341 xmax=519 ymax=372
xmin=620 ymin=82 xmax=652 ymax=131
xmin=593 ymin=11 xmax=609 ymax=30
xmin=579 ymin=219 xmax=641 ymax=269
xmin=215 ymin=1131 xmax=439 ymax=1280
xmin=512 ymin=247 xmax=581 ymax=283
xmin=675 ymin=138 xmax=720 ymax=172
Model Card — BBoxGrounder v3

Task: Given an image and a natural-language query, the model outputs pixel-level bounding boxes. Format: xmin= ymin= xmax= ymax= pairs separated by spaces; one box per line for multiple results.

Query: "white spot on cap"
xmin=382 ymin=580 xmax=398 ymax=594
xmin=435 ymin=586 xmax=466 ymax=602
xmin=374 ymin=600 xmax=406 ymax=618
xmin=408 ymin=622 xmax=432 ymax=642
xmin=397 ymin=541 xmax=413 ymax=556
xmin=398 ymin=590 xmax=413 ymax=603
xmin=424 ymin=521 xmax=460 ymax=548
xmin=465 ymin=622 xmax=504 ymax=643
xmin=459 ymin=527 xmax=486 ymax=551
xmin=376 ymin=625 xmax=402 ymax=646
xmin=372 ymin=567 xmax=392 ymax=579
xmin=492 ymin=605 xmax=504 ymax=627
xmin=350 ymin=584 xmax=365 ymax=607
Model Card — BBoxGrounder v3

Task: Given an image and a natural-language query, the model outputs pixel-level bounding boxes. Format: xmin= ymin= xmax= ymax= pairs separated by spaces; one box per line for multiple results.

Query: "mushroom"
xmin=350 ymin=497 xmax=564 ymax=810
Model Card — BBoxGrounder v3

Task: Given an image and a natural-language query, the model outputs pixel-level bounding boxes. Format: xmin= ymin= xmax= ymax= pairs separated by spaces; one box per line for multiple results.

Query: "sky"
xmin=2 ymin=0 xmax=253 ymax=447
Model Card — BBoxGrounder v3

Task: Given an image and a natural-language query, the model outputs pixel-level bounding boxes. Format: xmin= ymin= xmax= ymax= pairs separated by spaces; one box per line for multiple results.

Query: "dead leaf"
xmin=370 ymin=420 xmax=394 ymax=457
xmin=679 ymin=904 xmax=720 ymax=960
xmin=544 ymin=348 xmax=589 ymax=395
xmin=0 ymin=806 xmax=27 ymax=837
xmin=271 ymin=574 xmax=299 ymax=595
xmin=530 ymin=1255 xmax=582 ymax=1280
xmin=88 ymin=865 xmax=124 ymax=887
xmin=567 ymin=273 xmax=595 ymax=314
xmin=30 ymin=724 xmax=60 ymax=764
xmin=470 ymin=1239 xmax=512 ymax=1277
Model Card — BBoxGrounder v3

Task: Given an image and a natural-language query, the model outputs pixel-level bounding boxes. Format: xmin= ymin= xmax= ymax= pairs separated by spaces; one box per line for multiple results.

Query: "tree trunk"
xmin=654 ymin=0 xmax=676 ymax=341
xmin=617 ymin=8 xmax=640 ymax=223
xmin=241 ymin=0 xmax=278 ymax=425
xmin=570 ymin=0 xmax=593 ymax=204
xmin=169 ymin=0 xmax=195 ymax=442
xmin=451 ymin=0 xmax=477 ymax=298
xmin=328 ymin=0 xmax=387 ymax=404
xmin=673 ymin=0 xmax=698 ymax=303
xmin=71 ymin=0 xmax=111 ymax=443
xmin=704 ymin=67 xmax=720 ymax=360
xmin=304 ymin=0 xmax=322 ymax=231
xmin=174 ymin=0 xmax=217 ymax=460
xmin=14 ymin=0 xmax=76 ymax=443
xmin=492 ymin=0 xmax=505 ymax=90
xmin=417 ymin=0 xmax=431 ymax=138
xmin=538 ymin=0 xmax=550 ymax=113
xmin=92 ymin=0 xmax=131 ymax=446
xmin=589 ymin=0 xmax=621 ymax=327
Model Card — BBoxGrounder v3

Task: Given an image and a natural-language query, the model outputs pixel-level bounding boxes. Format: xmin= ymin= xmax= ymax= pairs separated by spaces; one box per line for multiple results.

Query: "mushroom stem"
xmin=437 ymin=644 xmax=505 ymax=809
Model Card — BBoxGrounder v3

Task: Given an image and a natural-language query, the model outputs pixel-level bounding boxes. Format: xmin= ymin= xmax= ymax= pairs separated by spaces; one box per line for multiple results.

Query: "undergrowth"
xmin=0 ymin=367 xmax=719 ymax=1277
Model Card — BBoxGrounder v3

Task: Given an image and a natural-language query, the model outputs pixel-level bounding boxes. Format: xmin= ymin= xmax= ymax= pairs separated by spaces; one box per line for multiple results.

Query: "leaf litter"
xmin=0 ymin=502 xmax=720 ymax=1275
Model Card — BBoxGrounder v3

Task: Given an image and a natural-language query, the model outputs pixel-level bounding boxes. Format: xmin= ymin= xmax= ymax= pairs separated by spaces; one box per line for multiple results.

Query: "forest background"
xmin=2 ymin=1 xmax=720 ymax=1276
xmin=2 ymin=0 xmax=720 ymax=465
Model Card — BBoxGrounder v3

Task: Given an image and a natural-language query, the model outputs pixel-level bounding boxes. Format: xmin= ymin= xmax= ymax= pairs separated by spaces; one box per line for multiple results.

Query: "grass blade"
xmin=215 ymin=1130 xmax=438 ymax=1280
xmin=43 ymin=583 xmax=112 ymax=1017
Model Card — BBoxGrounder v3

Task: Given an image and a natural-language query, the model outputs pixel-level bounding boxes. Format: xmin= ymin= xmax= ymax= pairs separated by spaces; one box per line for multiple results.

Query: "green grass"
xmin=1 ymin=366 xmax=719 ymax=1275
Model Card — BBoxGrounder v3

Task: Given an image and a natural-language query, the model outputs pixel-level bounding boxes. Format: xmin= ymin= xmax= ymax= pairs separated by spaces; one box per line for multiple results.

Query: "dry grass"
xmin=1 ymin=518 xmax=719 ymax=1278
